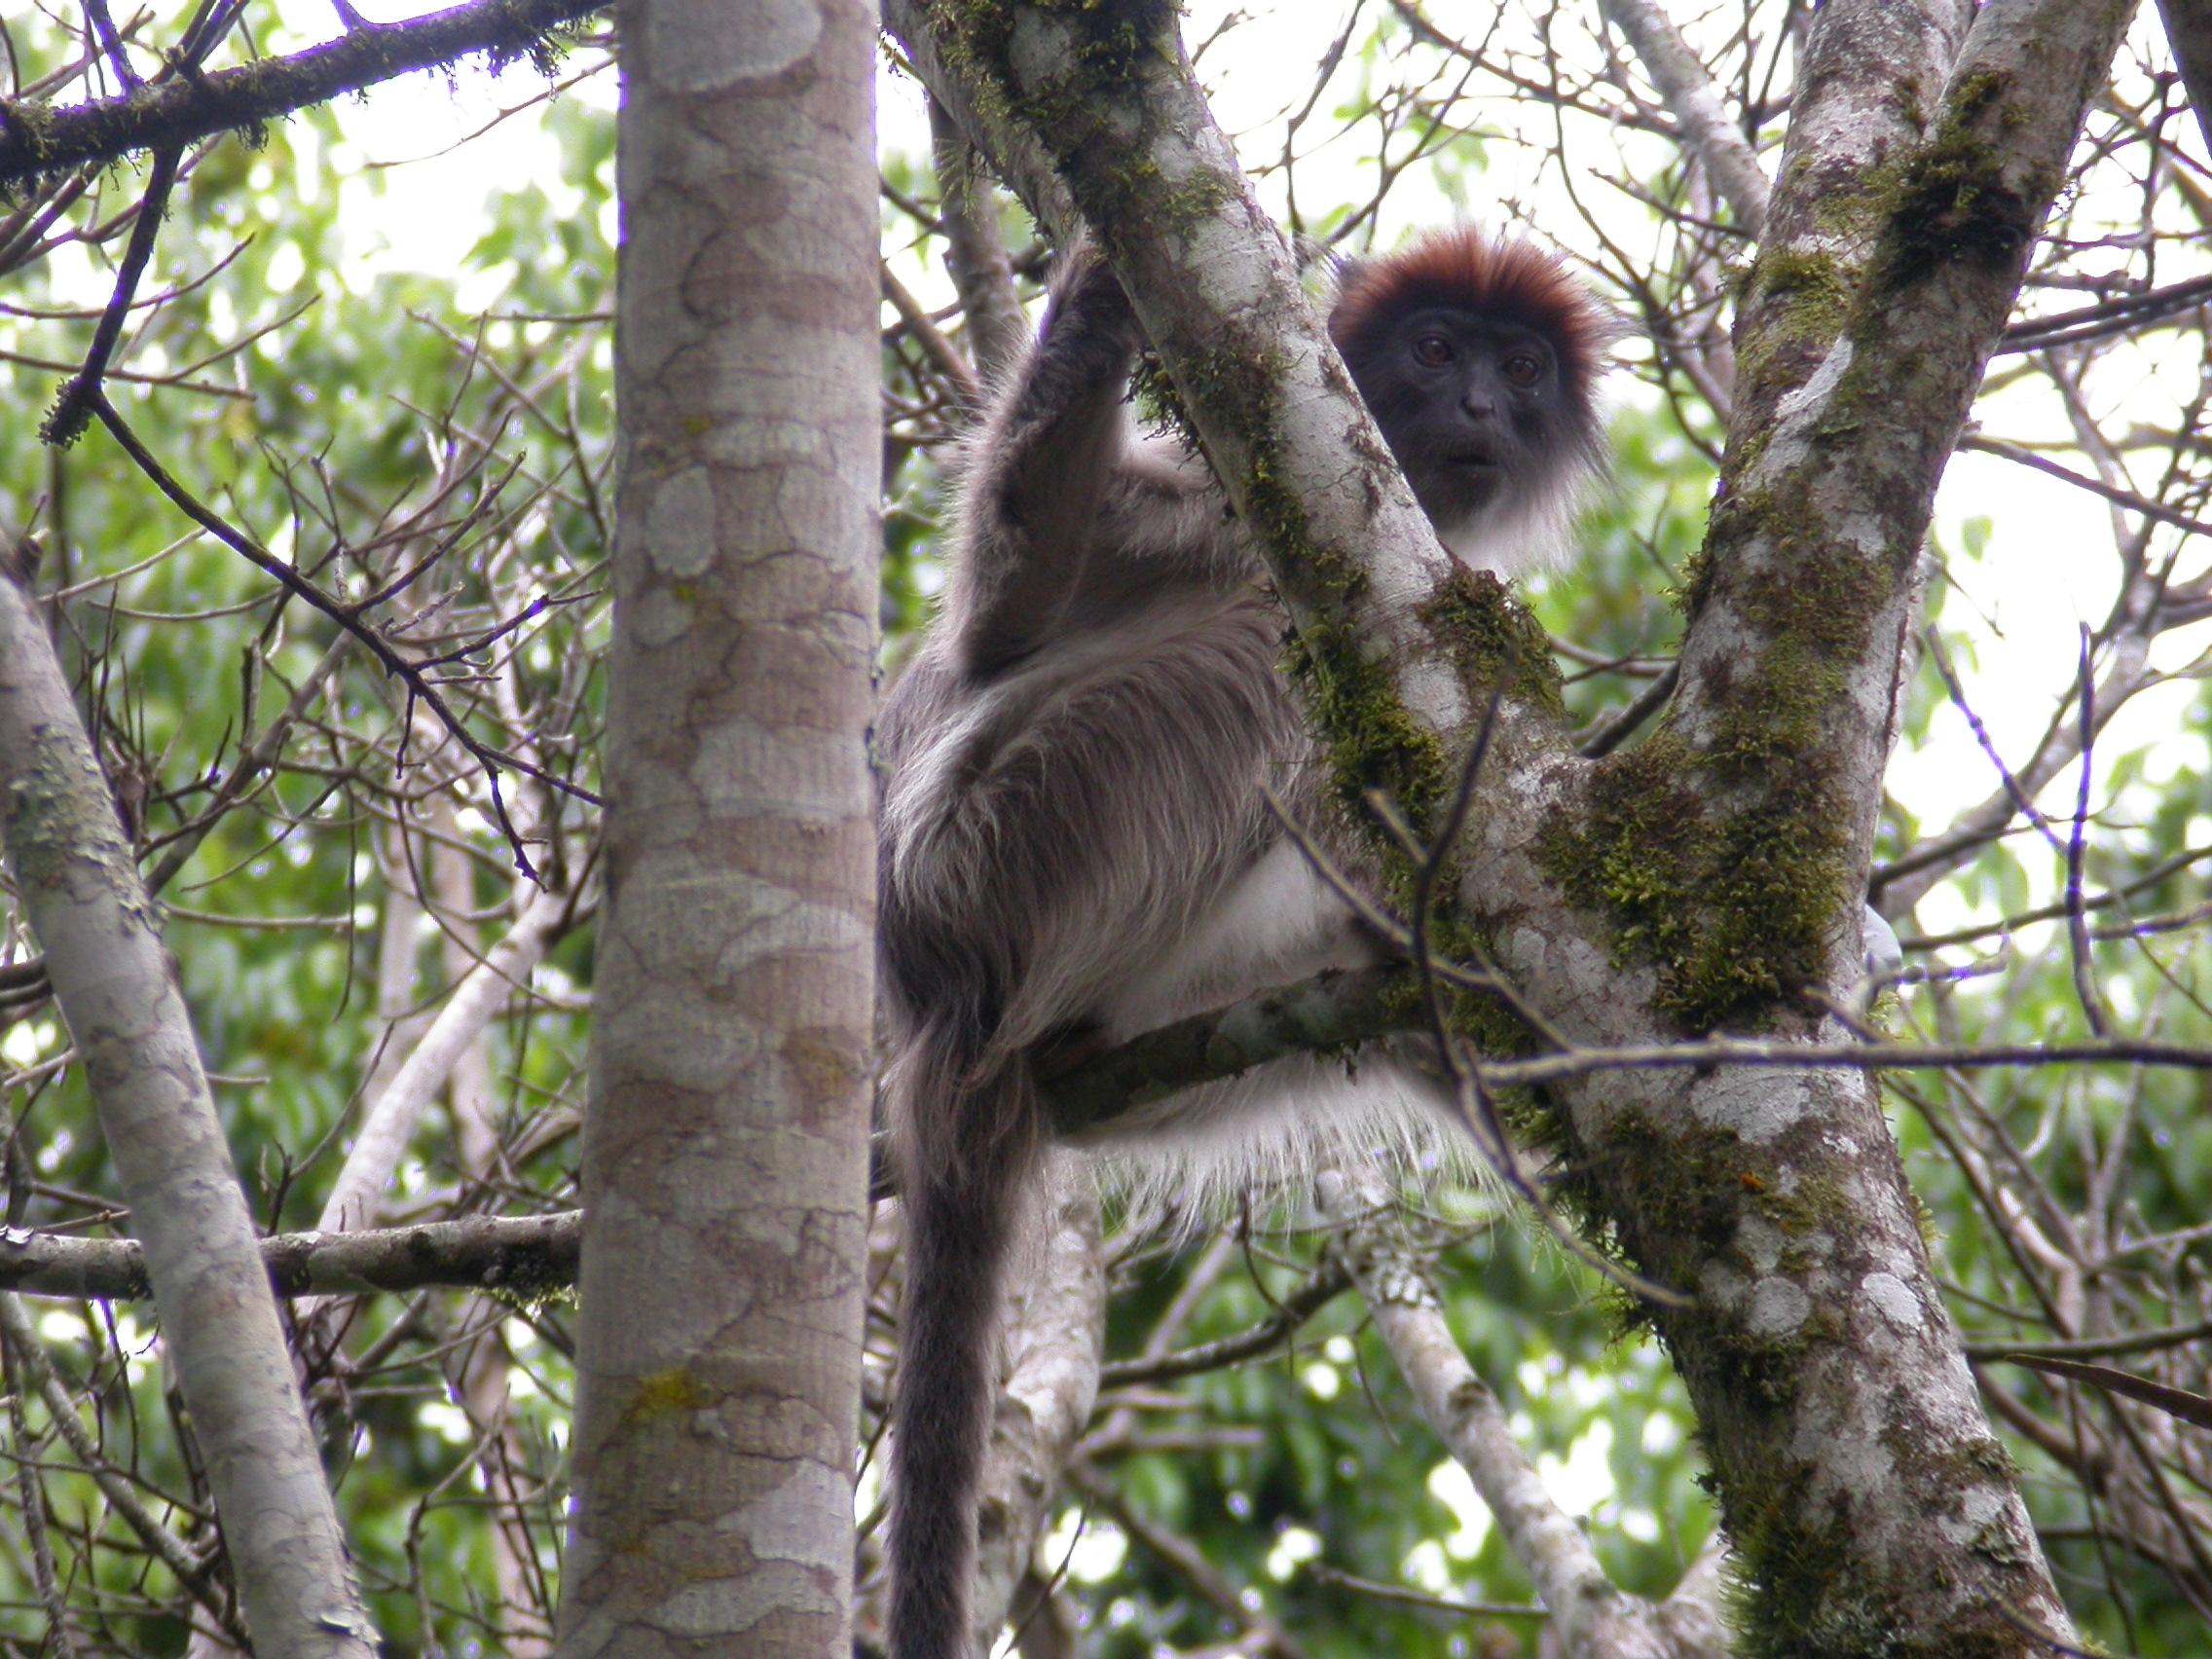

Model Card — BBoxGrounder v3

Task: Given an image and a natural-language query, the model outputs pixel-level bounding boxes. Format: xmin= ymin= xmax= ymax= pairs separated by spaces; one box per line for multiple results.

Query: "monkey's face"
xmin=1346 ymin=305 xmax=1582 ymax=535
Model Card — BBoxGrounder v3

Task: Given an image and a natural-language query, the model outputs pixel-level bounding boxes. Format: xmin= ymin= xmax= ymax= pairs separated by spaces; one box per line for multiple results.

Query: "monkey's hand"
xmin=1042 ymin=232 xmax=1143 ymax=355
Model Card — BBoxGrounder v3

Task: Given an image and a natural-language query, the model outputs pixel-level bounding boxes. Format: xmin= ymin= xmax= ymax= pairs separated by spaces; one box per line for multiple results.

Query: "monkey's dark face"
xmin=1344 ymin=305 xmax=1582 ymax=532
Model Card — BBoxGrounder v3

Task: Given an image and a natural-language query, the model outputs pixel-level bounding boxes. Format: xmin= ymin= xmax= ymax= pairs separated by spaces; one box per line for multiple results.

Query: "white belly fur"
xmin=1085 ymin=840 xmax=1460 ymax=1222
xmin=1096 ymin=840 xmax=1372 ymax=1040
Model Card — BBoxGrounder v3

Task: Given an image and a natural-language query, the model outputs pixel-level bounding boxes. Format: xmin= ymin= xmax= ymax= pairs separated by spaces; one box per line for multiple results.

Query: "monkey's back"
xmin=877 ymin=491 xmax=1313 ymax=1065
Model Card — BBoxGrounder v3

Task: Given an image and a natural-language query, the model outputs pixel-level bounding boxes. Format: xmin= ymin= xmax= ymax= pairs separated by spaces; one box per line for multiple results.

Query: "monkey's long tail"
xmin=887 ymin=1060 xmax=1041 ymax=1659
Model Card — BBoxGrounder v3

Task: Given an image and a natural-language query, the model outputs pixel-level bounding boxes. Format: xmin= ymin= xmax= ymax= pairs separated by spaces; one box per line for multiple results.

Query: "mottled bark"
xmin=0 ymin=549 xmax=375 ymax=1658
xmin=554 ymin=0 xmax=879 ymax=1655
xmin=1554 ymin=15 xmax=2130 ymax=1647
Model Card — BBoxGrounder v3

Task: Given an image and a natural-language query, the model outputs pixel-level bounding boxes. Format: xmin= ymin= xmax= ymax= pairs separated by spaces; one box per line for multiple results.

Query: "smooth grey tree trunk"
xmin=556 ymin=0 xmax=880 ymax=1654
xmin=0 ymin=545 xmax=376 ymax=1659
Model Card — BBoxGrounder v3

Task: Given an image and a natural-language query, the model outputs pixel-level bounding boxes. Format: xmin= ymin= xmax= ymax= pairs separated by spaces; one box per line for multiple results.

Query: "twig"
xmin=1596 ymin=0 xmax=1769 ymax=233
xmin=39 ymin=145 xmax=179 ymax=445
xmin=2064 ymin=628 xmax=2110 ymax=1036
xmin=1579 ymin=658 xmax=1679 ymax=756
xmin=82 ymin=0 xmax=145 ymax=90
xmin=1997 ymin=272 xmax=2212 ymax=352
xmin=1066 ymin=1460 xmax=1316 ymax=1659
xmin=1097 ymin=1258 xmax=1353 ymax=1386
xmin=0 ymin=1304 xmax=81 ymax=1655
xmin=1962 ymin=436 xmax=2212 ymax=540
xmin=1923 ymin=629 xmax=2062 ymax=855
xmin=881 ymin=260 xmax=981 ymax=409
xmin=89 ymin=391 xmax=600 ymax=876
xmin=0 ymin=1292 xmax=242 ymax=1638
xmin=1304 ymin=1562 xmax=1546 ymax=1620
xmin=1966 ymin=1315 xmax=2212 ymax=1363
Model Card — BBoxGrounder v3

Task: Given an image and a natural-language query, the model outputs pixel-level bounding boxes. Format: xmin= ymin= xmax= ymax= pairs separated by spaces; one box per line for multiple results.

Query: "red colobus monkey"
xmin=875 ymin=229 xmax=1613 ymax=1658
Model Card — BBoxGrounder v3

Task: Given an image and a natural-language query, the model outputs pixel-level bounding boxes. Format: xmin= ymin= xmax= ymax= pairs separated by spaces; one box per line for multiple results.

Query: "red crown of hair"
xmin=1328 ymin=228 xmax=1612 ymax=387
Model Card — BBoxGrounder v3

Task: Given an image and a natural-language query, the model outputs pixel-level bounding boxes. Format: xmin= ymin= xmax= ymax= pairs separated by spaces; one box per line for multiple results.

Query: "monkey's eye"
xmin=1500 ymin=352 xmax=1544 ymax=387
xmin=1412 ymin=335 xmax=1455 ymax=368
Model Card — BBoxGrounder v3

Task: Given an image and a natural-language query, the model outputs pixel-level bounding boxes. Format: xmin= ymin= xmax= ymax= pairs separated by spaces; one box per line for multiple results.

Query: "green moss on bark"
xmin=1732 ymin=245 xmax=1851 ymax=404
xmin=1536 ymin=728 xmax=1849 ymax=1032
xmin=1416 ymin=566 xmax=1565 ymax=719
xmin=1547 ymin=470 xmax=1903 ymax=1032
xmin=1873 ymin=70 xmax=2045 ymax=286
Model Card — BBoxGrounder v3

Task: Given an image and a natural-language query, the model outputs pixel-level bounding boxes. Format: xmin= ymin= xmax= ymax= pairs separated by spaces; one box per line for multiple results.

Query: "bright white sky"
xmin=250 ymin=1 xmax=2212 ymax=946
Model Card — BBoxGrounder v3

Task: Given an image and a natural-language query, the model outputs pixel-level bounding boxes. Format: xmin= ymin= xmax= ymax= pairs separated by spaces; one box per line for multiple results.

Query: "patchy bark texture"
xmin=556 ymin=2 xmax=879 ymax=1655
xmin=888 ymin=0 xmax=2133 ymax=1649
xmin=1551 ymin=9 xmax=2131 ymax=1650
xmin=0 ymin=554 xmax=376 ymax=1659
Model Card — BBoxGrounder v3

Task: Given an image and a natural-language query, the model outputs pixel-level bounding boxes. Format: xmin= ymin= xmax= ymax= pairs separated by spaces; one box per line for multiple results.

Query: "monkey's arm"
xmin=952 ymin=246 xmax=1143 ymax=678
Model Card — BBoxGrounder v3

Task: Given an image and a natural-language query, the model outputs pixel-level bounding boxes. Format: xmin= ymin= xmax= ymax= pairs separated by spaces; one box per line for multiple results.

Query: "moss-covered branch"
xmin=895 ymin=2 xmax=2134 ymax=1651
xmin=1541 ymin=3 xmax=2134 ymax=1042
xmin=1 ymin=1210 xmax=580 ymax=1300
xmin=0 ymin=0 xmax=603 ymax=189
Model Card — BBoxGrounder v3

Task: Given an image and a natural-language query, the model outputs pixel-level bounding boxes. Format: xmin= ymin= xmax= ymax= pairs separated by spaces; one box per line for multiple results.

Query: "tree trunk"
xmin=884 ymin=0 xmax=2131 ymax=1648
xmin=554 ymin=0 xmax=880 ymax=1655
xmin=0 ymin=546 xmax=376 ymax=1658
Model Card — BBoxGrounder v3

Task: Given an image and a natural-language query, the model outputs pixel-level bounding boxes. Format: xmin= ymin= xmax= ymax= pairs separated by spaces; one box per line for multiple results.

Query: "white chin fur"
xmin=1435 ymin=486 xmax=1579 ymax=577
xmin=1433 ymin=456 xmax=1610 ymax=579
